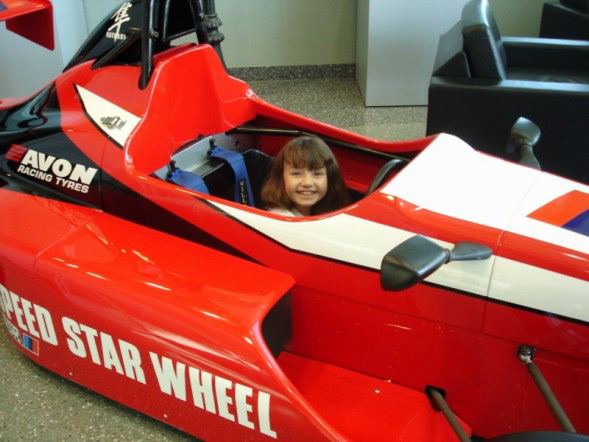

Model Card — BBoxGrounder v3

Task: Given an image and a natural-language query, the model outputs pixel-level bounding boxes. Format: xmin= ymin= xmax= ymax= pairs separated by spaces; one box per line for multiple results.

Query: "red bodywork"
xmin=0 ymin=0 xmax=54 ymax=49
xmin=1 ymin=3 xmax=589 ymax=441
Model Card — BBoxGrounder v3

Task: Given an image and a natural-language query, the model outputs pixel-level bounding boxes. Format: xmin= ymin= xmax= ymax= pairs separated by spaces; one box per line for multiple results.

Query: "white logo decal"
xmin=107 ymin=2 xmax=132 ymax=41
xmin=76 ymin=85 xmax=141 ymax=148
xmin=0 ymin=283 xmax=59 ymax=351
xmin=16 ymin=148 xmax=98 ymax=194
xmin=0 ymin=281 xmax=277 ymax=439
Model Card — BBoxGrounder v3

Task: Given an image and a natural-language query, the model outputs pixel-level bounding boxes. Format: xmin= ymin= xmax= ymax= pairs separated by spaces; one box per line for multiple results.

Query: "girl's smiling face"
xmin=283 ymin=162 xmax=328 ymax=216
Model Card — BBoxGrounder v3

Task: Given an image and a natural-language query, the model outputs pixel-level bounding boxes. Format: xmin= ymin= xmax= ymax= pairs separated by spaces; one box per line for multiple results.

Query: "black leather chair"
xmin=541 ymin=1 xmax=589 ymax=41
xmin=426 ymin=0 xmax=589 ymax=184
xmin=561 ymin=0 xmax=589 ymax=12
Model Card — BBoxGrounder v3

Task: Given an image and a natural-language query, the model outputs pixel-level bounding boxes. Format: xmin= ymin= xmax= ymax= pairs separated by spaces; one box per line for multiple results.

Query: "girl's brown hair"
xmin=261 ymin=136 xmax=348 ymax=215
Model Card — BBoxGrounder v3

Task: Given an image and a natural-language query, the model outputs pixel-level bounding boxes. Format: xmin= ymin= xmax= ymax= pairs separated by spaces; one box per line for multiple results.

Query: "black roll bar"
xmin=140 ymin=0 xmax=157 ymax=89
xmin=201 ymin=0 xmax=225 ymax=64
xmin=140 ymin=0 xmax=225 ymax=89
xmin=230 ymin=126 xmax=410 ymax=162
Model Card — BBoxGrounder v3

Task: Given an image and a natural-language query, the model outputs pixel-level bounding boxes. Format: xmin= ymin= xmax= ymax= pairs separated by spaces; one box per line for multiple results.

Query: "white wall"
xmin=0 ymin=24 xmax=64 ymax=98
xmin=355 ymin=0 xmax=547 ymax=106
xmin=1 ymin=0 xmax=547 ymax=99
xmin=491 ymin=0 xmax=546 ymax=36
xmin=81 ymin=0 xmax=358 ymax=68
xmin=218 ymin=0 xmax=356 ymax=68
xmin=82 ymin=0 xmax=121 ymax=31
xmin=357 ymin=0 xmax=471 ymax=106
xmin=217 ymin=0 xmax=545 ymax=68
xmin=0 ymin=0 xmax=87 ymax=98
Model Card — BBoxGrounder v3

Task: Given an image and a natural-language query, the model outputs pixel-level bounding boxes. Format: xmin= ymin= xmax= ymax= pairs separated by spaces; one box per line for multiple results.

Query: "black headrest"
xmin=561 ymin=0 xmax=589 ymax=13
xmin=461 ymin=0 xmax=507 ymax=79
xmin=432 ymin=22 xmax=472 ymax=77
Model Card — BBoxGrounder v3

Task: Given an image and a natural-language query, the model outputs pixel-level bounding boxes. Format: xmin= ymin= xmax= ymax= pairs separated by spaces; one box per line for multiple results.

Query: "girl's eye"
xmin=313 ymin=170 xmax=326 ymax=177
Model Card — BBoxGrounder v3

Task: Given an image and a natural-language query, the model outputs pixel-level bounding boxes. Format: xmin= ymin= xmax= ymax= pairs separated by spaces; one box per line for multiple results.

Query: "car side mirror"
xmin=381 ymin=235 xmax=492 ymax=291
xmin=506 ymin=117 xmax=541 ymax=170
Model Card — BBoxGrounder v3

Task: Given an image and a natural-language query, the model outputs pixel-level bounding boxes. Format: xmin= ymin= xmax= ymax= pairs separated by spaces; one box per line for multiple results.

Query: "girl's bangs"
xmin=284 ymin=141 xmax=332 ymax=170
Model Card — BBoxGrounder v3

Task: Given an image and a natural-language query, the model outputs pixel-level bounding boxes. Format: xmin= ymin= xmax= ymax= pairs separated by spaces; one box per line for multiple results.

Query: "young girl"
xmin=261 ymin=136 xmax=348 ymax=216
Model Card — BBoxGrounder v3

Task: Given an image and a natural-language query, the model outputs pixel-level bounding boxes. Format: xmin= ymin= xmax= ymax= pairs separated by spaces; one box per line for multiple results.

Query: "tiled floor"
xmin=249 ymin=78 xmax=427 ymax=141
xmin=0 ymin=79 xmax=426 ymax=441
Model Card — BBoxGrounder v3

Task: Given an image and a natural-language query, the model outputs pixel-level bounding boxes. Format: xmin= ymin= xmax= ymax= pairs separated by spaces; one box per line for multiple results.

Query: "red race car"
xmin=1 ymin=1 xmax=588 ymax=441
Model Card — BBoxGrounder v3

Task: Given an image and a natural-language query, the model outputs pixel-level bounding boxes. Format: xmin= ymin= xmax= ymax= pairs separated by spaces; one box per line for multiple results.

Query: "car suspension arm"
xmin=518 ymin=345 xmax=576 ymax=433
xmin=426 ymin=386 xmax=472 ymax=442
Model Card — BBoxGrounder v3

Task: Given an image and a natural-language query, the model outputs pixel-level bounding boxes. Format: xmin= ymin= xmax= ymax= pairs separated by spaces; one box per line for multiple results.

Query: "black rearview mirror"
xmin=381 ymin=235 xmax=492 ymax=291
xmin=506 ymin=117 xmax=541 ymax=170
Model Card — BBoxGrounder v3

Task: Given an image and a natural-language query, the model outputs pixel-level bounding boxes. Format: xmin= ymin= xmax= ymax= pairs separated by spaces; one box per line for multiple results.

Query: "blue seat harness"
xmin=208 ymin=147 xmax=255 ymax=206
xmin=168 ymin=168 xmax=209 ymax=194
xmin=169 ymin=147 xmax=254 ymax=206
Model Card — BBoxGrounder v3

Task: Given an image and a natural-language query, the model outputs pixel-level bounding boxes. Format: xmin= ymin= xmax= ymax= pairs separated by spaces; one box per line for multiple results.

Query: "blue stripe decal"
xmin=22 ymin=334 xmax=33 ymax=351
xmin=563 ymin=209 xmax=589 ymax=237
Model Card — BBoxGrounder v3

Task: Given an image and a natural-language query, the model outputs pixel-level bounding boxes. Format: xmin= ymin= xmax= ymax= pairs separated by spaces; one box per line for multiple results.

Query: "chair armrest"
xmin=503 ymin=37 xmax=589 ymax=70
xmin=431 ymin=75 xmax=589 ymax=94
xmin=427 ymin=76 xmax=589 ymax=183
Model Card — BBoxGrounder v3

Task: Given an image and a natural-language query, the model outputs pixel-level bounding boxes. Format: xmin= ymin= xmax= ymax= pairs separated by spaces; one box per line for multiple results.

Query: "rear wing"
xmin=0 ymin=0 xmax=54 ymax=50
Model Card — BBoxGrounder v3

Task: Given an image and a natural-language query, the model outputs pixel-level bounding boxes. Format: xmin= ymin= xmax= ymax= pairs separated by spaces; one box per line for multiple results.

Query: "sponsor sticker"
xmin=100 ymin=116 xmax=126 ymax=130
xmin=3 ymin=316 xmax=40 ymax=354
xmin=22 ymin=332 xmax=40 ymax=354
xmin=6 ymin=144 xmax=98 ymax=194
